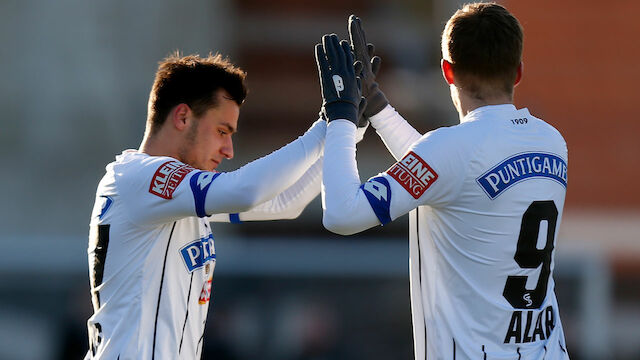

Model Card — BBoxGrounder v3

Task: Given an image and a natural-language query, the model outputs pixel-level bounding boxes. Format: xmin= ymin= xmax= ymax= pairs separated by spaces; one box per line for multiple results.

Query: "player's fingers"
xmin=315 ymin=43 xmax=332 ymax=86
xmin=314 ymin=43 xmax=326 ymax=71
xmin=341 ymin=40 xmax=355 ymax=73
xmin=357 ymin=96 xmax=368 ymax=127
xmin=371 ymin=56 xmax=382 ymax=76
xmin=314 ymin=43 xmax=323 ymax=62
xmin=323 ymin=34 xmax=343 ymax=68
xmin=348 ymin=14 xmax=358 ymax=45
xmin=354 ymin=60 xmax=364 ymax=77
xmin=354 ymin=16 xmax=366 ymax=41
xmin=341 ymin=39 xmax=356 ymax=64
xmin=367 ymin=43 xmax=375 ymax=58
xmin=340 ymin=39 xmax=351 ymax=54
xmin=321 ymin=34 xmax=335 ymax=67
xmin=348 ymin=15 xmax=366 ymax=56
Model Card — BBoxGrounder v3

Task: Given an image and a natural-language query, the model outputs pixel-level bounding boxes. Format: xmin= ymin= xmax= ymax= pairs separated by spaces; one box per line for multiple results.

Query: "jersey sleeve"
xmin=120 ymin=120 xmax=326 ymax=226
xmin=322 ymin=120 xmax=467 ymax=235
xmin=368 ymin=104 xmax=422 ymax=160
xmin=197 ymin=120 xmax=324 ymax=216
xmin=209 ymin=158 xmax=322 ymax=222
xmin=115 ymin=156 xmax=204 ymax=226
xmin=206 ymin=120 xmax=369 ymax=223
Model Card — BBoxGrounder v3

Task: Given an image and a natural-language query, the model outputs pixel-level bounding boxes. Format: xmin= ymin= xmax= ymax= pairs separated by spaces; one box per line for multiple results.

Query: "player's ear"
xmin=514 ymin=62 xmax=523 ymax=86
xmin=441 ymin=59 xmax=455 ymax=85
xmin=172 ymin=103 xmax=191 ymax=131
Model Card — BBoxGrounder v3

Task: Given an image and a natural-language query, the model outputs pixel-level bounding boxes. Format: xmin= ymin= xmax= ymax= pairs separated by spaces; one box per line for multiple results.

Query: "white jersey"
xmin=322 ymin=105 xmax=569 ymax=359
xmin=87 ymin=155 xmax=214 ymax=359
xmin=86 ymin=120 xmax=328 ymax=359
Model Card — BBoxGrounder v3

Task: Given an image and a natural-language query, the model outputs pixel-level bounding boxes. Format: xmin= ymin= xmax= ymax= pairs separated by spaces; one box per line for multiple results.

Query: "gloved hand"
xmin=315 ymin=34 xmax=364 ymax=125
xmin=353 ymin=60 xmax=371 ymax=130
xmin=319 ymin=59 xmax=368 ymax=126
xmin=348 ymin=14 xmax=388 ymax=118
xmin=319 ymin=101 xmax=370 ymax=143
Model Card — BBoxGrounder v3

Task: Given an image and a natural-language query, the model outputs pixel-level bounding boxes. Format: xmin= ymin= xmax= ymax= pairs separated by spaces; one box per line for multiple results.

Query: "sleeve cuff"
xmin=327 ymin=119 xmax=357 ymax=131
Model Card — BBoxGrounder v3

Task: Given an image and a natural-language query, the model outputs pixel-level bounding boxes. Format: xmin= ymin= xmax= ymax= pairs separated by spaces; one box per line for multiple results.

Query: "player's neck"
xmin=139 ymin=129 xmax=182 ymax=160
xmin=452 ymin=87 xmax=514 ymax=121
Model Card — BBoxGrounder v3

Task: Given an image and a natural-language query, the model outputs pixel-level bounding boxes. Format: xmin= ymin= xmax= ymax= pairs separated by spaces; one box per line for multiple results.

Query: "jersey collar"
xmin=462 ymin=104 xmax=518 ymax=123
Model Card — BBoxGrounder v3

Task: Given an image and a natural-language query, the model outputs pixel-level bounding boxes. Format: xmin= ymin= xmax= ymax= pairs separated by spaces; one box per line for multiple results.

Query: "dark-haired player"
xmin=85 ymin=53 xmax=365 ymax=359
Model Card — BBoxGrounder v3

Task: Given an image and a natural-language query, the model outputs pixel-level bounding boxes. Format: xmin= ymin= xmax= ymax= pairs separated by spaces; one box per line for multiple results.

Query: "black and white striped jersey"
xmin=85 ymin=119 xmax=327 ymax=359
xmin=86 ymin=153 xmax=219 ymax=360
xmin=322 ymin=104 xmax=570 ymax=360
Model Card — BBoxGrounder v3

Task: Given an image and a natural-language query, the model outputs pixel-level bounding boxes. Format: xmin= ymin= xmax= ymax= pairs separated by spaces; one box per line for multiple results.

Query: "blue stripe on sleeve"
xmin=189 ymin=172 xmax=221 ymax=218
xmin=360 ymin=176 xmax=392 ymax=225
xmin=229 ymin=213 xmax=242 ymax=223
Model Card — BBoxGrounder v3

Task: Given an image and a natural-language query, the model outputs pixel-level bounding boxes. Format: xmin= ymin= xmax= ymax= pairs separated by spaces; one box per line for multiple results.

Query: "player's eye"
xmin=218 ymin=129 xmax=228 ymax=136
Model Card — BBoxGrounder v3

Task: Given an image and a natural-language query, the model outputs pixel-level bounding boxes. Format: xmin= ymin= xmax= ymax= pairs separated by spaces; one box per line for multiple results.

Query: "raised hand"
xmin=348 ymin=15 xmax=388 ymax=118
xmin=315 ymin=34 xmax=363 ymax=125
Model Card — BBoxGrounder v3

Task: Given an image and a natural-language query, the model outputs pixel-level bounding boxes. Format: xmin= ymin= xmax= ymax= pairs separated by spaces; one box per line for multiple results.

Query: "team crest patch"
xmin=476 ymin=152 xmax=567 ymax=199
xmin=149 ymin=161 xmax=195 ymax=199
xmin=386 ymin=151 xmax=438 ymax=199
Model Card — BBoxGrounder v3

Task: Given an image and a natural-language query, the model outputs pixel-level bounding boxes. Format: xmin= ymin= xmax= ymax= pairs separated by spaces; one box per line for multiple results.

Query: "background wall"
xmin=0 ymin=0 xmax=638 ymax=359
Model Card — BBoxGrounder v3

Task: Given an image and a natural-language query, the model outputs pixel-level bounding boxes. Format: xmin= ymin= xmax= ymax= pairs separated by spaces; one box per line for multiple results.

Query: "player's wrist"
xmin=324 ymin=102 xmax=359 ymax=125
xmin=367 ymin=103 xmax=396 ymax=131
xmin=304 ymin=118 xmax=327 ymax=139
xmin=355 ymin=121 xmax=369 ymax=143
xmin=364 ymin=87 xmax=389 ymax=118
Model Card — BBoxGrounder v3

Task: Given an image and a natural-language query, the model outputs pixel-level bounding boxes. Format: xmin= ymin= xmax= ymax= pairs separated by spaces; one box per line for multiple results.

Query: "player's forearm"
xmin=205 ymin=120 xmax=326 ymax=214
xmin=322 ymin=120 xmax=381 ymax=235
xmin=252 ymin=157 xmax=322 ymax=219
xmin=370 ymin=105 xmax=422 ymax=160
xmin=217 ymin=158 xmax=323 ymax=222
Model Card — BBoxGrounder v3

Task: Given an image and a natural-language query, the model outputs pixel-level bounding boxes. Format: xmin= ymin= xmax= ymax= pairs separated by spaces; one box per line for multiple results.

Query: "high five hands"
xmin=315 ymin=34 xmax=366 ymax=126
xmin=315 ymin=15 xmax=387 ymax=129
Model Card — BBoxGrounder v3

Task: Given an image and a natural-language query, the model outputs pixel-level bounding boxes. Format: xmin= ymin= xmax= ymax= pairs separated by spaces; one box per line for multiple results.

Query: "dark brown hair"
xmin=147 ymin=52 xmax=247 ymax=133
xmin=441 ymin=2 xmax=523 ymax=97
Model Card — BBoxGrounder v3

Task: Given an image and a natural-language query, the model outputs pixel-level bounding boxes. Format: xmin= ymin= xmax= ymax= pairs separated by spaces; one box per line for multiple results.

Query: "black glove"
xmin=349 ymin=14 xmax=388 ymax=118
xmin=321 ymin=60 xmax=368 ymax=127
xmin=315 ymin=34 xmax=363 ymax=125
xmin=354 ymin=61 xmax=370 ymax=129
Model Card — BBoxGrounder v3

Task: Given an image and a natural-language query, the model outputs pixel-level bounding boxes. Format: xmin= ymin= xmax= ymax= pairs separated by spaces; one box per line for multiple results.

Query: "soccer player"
xmin=316 ymin=4 xmax=570 ymax=360
xmin=85 ymin=53 xmax=366 ymax=359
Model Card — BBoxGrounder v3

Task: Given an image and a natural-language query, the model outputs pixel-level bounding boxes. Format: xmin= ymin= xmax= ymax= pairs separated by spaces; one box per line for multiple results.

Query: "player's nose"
xmin=221 ymin=138 xmax=233 ymax=159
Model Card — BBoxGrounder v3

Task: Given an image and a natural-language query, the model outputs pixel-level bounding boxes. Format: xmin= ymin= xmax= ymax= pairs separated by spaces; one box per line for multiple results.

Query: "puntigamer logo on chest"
xmin=477 ymin=152 xmax=567 ymax=199
xmin=180 ymin=234 xmax=216 ymax=272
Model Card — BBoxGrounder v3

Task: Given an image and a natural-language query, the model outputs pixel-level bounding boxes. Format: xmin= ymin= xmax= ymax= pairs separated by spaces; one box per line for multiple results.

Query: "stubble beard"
xmin=178 ymin=119 xmax=203 ymax=169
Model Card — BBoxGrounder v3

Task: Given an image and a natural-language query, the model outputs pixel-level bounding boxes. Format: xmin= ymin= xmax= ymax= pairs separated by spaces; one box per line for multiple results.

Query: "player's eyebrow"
xmin=219 ymin=122 xmax=237 ymax=134
xmin=222 ymin=94 xmax=244 ymax=105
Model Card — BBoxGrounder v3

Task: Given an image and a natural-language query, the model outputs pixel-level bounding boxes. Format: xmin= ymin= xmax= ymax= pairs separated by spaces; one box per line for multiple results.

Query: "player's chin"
xmin=192 ymin=161 xmax=216 ymax=172
xmin=207 ymin=159 xmax=220 ymax=171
